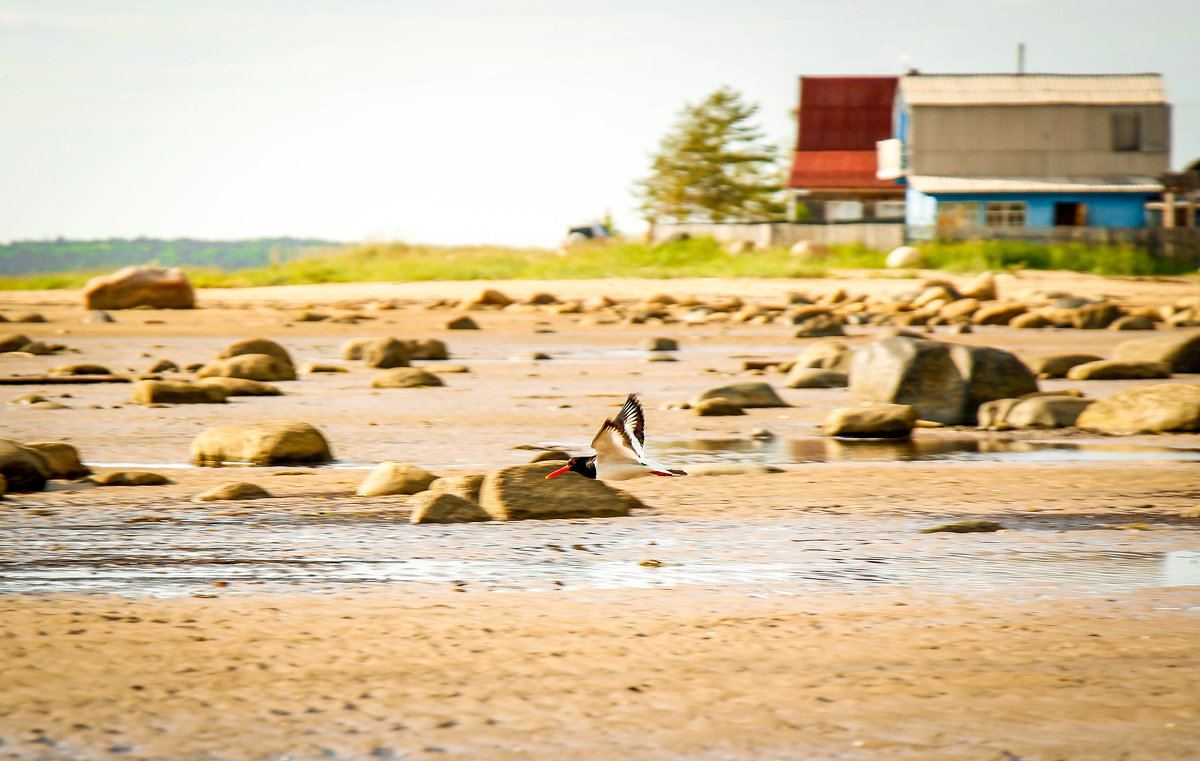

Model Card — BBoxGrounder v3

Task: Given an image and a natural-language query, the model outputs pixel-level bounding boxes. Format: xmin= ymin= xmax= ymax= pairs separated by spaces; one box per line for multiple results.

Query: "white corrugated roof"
xmin=900 ymin=74 xmax=1167 ymax=105
xmin=908 ymin=175 xmax=1164 ymax=194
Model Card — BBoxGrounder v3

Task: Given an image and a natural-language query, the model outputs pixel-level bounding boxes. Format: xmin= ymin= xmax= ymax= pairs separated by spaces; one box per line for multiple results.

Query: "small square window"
xmin=985 ymin=201 xmax=1026 ymax=227
xmin=1112 ymin=111 xmax=1142 ymax=152
xmin=937 ymin=201 xmax=980 ymax=229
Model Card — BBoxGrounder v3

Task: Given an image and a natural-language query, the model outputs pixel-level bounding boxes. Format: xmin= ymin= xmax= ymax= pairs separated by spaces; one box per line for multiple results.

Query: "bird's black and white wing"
xmin=608 ymin=394 xmax=646 ymax=458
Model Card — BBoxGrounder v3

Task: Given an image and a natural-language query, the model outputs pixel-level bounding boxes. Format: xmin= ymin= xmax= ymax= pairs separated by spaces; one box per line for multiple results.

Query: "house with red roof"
xmin=787 ymin=76 xmax=906 ymax=223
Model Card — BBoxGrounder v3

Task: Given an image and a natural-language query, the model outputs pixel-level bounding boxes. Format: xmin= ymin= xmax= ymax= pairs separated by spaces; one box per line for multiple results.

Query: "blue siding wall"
xmin=913 ymin=192 xmax=1151 ymax=228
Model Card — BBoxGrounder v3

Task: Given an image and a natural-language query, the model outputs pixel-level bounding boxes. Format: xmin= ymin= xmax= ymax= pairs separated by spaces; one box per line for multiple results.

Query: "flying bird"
xmin=545 ymin=394 xmax=686 ymax=481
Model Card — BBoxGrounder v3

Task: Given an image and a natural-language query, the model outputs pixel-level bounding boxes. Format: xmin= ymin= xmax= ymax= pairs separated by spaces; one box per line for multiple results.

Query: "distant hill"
xmin=0 ymin=237 xmax=342 ymax=276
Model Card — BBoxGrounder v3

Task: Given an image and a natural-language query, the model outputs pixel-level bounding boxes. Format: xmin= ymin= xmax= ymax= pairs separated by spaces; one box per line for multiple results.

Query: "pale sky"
xmin=3 ymin=0 xmax=1198 ymax=247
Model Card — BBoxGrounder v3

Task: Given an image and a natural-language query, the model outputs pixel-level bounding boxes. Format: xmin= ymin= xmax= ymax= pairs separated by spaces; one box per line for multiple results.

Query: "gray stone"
xmin=972 ymin=303 xmax=1027 ymax=325
xmin=849 ymin=336 xmax=1038 ymax=425
xmin=785 ymin=368 xmax=848 ymax=389
xmin=642 ymin=337 xmax=679 ymax=351
xmin=191 ymin=420 xmax=334 ymax=466
xmin=692 ymin=382 xmax=789 ymax=408
xmin=792 ymin=339 xmax=853 ymax=373
xmin=919 ymin=520 xmax=1003 ymax=534
xmin=446 ymin=316 xmax=480 ymax=330
xmin=94 ymin=471 xmax=172 ymax=486
xmin=0 ymin=439 xmax=50 ymax=492
xmin=693 ymin=397 xmax=746 ymax=416
xmin=0 ymin=333 xmax=31 ymax=352
xmin=1112 ymin=331 xmax=1200 ymax=373
xmin=198 ymin=354 xmax=297 ymax=382
xmin=793 ymin=315 xmax=845 ymax=338
xmin=478 ymin=461 xmax=642 ymax=521
xmin=340 ymin=337 xmax=374 ymax=360
xmin=133 ymin=380 xmax=227 ymax=405
xmin=886 ymin=246 xmax=923 ymax=268
xmin=1065 ymin=360 xmax=1171 ymax=381
xmin=427 ymin=474 xmax=485 ymax=503
xmin=356 ymin=462 xmax=438 ymax=496
xmin=960 ymin=272 xmax=997 ymax=301
xmin=371 ymin=368 xmax=444 ymax=388
xmin=1026 ymin=354 xmax=1104 ymax=379
xmin=196 ymin=377 xmax=284 ymax=396
xmin=22 ymin=442 xmax=91 ymax=479
xmin=405 ymin=338 xmax=450 ymax=360
xmin=148 ymin=359 xmax=179 ymax=373
xmin=978 ymin=396 xmax=1094 ymax=430
xmin=823 ymin=403 xmax=917 ymax=438
xmin=1109 ymin=315 xmax=1156 ymax=331
xmin=50 ymin=363 xmax=113 ymax=376
xmin=217 ymin=338 xmax=293 ymax=367
xmin=410 ymin=492 xmax=492 ymax=524
xmin=84 ymin=311 xmax=116 ymax=324
xmin=194 ymin=482 xmax=274 ymax=501
xmin=1075 ymin=384 xmax=1200 ymax=434
xmin=361 ymin=338 xmax=411 ymax=369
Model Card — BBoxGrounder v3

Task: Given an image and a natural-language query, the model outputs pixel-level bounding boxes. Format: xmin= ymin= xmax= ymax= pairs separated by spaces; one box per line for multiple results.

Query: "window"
xmin=1112 ymin=111 xmax=1142 ymax=152
xmin=985 ymin=201 xmax=1027 ymax=227
xmin=937 ymin=201 xmax=980 ymax=229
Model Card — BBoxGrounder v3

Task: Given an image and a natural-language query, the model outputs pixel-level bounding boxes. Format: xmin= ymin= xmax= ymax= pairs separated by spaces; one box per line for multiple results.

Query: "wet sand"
xmin=2 ymin=270 xmax=1200 ymax=760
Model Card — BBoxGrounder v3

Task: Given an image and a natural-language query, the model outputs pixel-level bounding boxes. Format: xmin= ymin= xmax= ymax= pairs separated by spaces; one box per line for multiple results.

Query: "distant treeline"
xmin=0 ymin=237 xmax=342 ymax=276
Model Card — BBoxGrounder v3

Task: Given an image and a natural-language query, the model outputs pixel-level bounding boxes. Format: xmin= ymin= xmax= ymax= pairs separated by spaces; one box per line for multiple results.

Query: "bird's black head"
xmin=544 ymin=456 xmax=597 ymax=480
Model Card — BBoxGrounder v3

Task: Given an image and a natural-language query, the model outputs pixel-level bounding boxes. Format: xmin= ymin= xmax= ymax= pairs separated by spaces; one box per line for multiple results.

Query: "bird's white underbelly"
xmin=595 ymin=461 xmax=654 ymax=481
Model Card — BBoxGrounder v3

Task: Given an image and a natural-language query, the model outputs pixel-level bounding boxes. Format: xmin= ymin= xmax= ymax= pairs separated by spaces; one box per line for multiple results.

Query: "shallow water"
xmin=2 ymin=510 xmax=1196 ymax=599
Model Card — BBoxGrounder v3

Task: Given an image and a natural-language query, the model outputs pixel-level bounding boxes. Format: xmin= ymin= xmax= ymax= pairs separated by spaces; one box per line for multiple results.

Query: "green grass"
xmin=0 ymin=237 xmax=1192 ymax=290
xmin=918 ymin=240 xmax=1196 ymax=276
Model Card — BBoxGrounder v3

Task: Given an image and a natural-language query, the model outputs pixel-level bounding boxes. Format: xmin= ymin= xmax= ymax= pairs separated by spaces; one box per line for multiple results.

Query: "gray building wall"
xmin=909 ymin=104 xmax=1170 ymax=177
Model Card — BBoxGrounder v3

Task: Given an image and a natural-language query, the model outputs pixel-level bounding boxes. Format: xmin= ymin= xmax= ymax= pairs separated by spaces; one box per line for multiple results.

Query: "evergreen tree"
xmin=635 ymin=87 xmax=785 ymax=223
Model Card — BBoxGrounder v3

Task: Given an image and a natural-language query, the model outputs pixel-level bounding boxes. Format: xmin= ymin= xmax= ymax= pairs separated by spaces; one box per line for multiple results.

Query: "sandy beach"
xmin=2 ymin=270 xmax=1199 ymax=760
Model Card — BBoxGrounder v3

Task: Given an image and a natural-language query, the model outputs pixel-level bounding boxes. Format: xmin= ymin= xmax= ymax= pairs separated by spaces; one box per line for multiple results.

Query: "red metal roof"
xmin=796 ymin=76 xmax=897 ymax=152
xmin=788 ymin=150 xmax=899 ymax=189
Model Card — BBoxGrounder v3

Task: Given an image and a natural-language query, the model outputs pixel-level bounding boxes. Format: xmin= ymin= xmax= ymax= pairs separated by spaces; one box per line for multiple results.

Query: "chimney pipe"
xmin=1017 ymin=42 xmax=1025 ymax=74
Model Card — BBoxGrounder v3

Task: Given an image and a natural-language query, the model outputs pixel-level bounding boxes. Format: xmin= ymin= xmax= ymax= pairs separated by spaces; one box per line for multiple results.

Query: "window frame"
xmin=985 ymin=201 xmax=1027 ymax=227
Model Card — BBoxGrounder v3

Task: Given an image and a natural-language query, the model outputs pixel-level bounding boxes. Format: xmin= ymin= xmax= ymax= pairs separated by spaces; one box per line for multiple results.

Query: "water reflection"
xmin=651 ymin=437 xmax=1200 ymax=466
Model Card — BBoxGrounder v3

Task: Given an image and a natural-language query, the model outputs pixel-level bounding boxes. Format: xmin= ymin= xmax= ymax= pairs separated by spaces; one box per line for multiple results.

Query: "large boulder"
xmin=691 ymin=382 xmax=789 ymax=408
xmin=0 ymin=439 xmax=50 ymax=492
xmin=132 ymin=380 xmax=228 ymax=405
xmin=197 ymin=354 xmax=297 ymax=382
xmin=823 ymin=404 xmax=917 ymax=438
xmin=371 ymin=368 xmax=444 ymax=388
xmin=217 ymin=338 xmax=294 ymax=368
xmin=849 ymin=336 xmax=1038 ymax=425
xmin=1112 ymin=332 xmax=1200 ymax=373
xmin=977 ymin=395 xmax=1094 ymax=430
xmin=191 ymin=420 xmax=333 ymax=466
xmin=410 ymin=492 xmax=492 ymax=524
xmin=1076 ymin=384 xmax=1200 ymax=434
xmin=83 ymin=265 xmax=194 ymax=309
xmin=22 ymin=442 xmax=91 ymax=479
xmin=1065 ymin=360 xmax=1171 ymax=381
xmin=478 ymin=461 xmax=643 ymax=521
xmin=356 ymin=462 xmax=438 ymax=496
xmin=83 ymin=266 xmax=195 ymax=310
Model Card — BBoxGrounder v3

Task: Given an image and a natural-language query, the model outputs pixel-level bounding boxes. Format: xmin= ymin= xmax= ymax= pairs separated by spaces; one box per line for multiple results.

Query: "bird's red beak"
xmin=545 ymin=464 xmax=571 ymax=479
